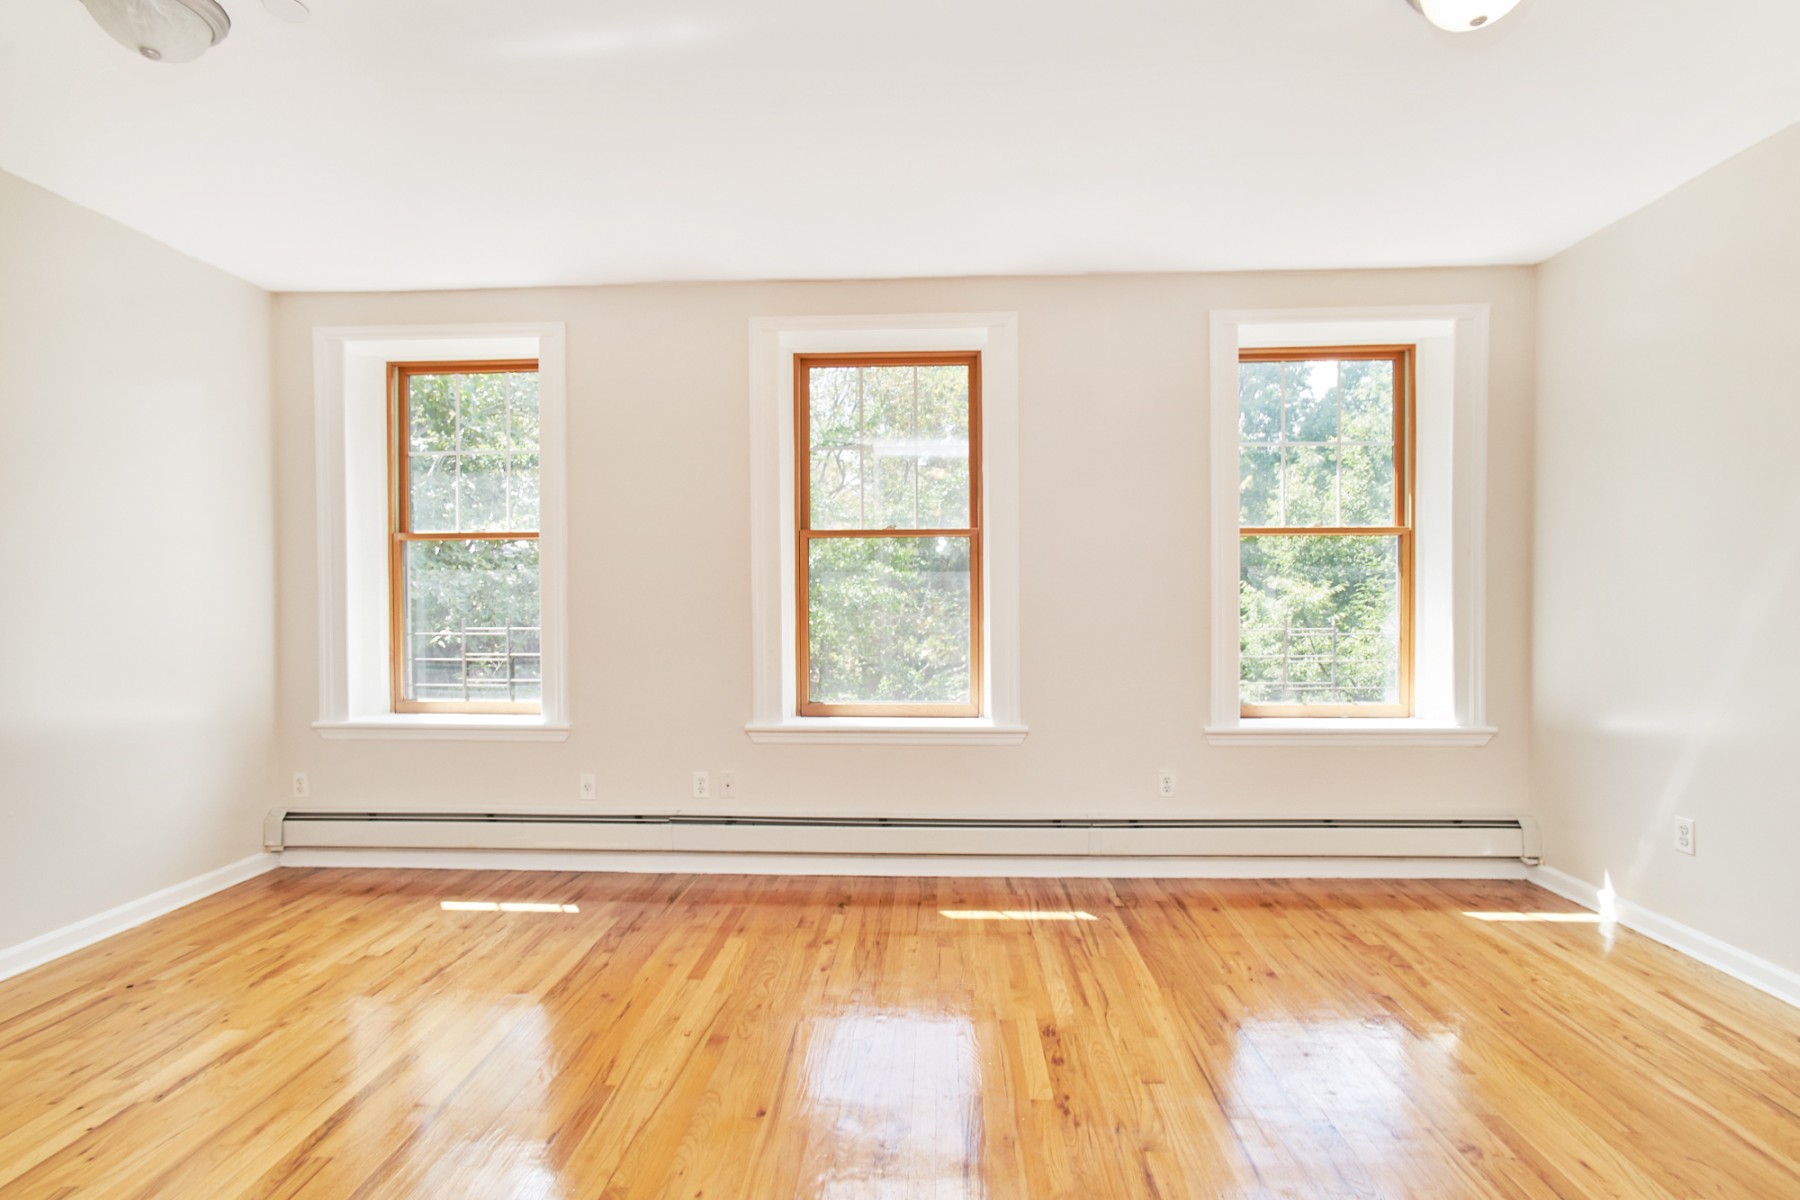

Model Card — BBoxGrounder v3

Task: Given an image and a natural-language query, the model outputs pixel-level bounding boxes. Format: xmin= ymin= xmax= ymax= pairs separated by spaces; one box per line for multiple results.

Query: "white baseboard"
xmin=0 ymin=852 xmax=279 ymax=984
xmin=279 ymin=847 xmax=1530 ymax=880
xmin=1531 ymin=866 xmax=1800 ymax=1010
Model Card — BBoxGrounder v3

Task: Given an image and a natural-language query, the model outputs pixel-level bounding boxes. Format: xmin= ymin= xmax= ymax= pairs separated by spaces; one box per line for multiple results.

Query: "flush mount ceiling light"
xmin=1408 ymin=0 xmax=1523 ymax=32
xmin=77 ymin=0 xmax=231 ymax=63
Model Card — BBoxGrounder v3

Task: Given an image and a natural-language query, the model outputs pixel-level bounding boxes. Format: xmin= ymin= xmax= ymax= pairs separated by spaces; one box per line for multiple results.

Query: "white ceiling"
xmin=2 ymin=0 xmax=1797 ymax=292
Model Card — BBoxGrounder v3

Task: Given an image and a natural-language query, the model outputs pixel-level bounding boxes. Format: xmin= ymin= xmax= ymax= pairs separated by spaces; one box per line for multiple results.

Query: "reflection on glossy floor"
xmin=2 ymin=872 xmax=1797 ymax=1199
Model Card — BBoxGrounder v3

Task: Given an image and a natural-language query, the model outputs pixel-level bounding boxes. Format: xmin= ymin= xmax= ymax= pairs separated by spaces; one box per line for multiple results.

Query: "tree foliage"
xmin=1240 ymin=536 xmax=1398 ymax=705
xmin=808 ymin=536 xmax=971 ymax=705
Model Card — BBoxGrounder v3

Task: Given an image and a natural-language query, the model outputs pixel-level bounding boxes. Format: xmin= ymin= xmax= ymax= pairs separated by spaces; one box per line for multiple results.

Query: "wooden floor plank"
xmin=0 ymin=870 xmax=1797 ymax=1198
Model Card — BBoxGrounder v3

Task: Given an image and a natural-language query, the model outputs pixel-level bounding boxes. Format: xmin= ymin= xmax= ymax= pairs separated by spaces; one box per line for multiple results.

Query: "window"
xmin=1237 ymin=346 xmax=1414 ymax=717
xmin=797 ymin=353 xmax=982 ymax=717
xmin=1206 ymin=307 xmax=1494 ymax=746
xmin=312 ymin=323 xmax=567 ymax=740
xmin=746 ymin=313 xmax=1024 ymax=744
xmin=389 ymin=360 xmax=541 ymax=715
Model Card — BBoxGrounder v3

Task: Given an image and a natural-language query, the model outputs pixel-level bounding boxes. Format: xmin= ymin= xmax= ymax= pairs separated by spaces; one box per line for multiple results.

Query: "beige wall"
xmin=0 ymin=172 xmax=276 ymax=950
xmin=1535 ymin=124 xmax=1800 ymax=973
xmin=273 ymin=268 xmax=1535 ymax=821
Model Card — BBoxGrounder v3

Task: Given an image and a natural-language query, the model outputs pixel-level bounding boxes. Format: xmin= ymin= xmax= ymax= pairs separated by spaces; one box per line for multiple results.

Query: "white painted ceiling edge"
xmin=4 ymin=0 xmax=1798 ymax=292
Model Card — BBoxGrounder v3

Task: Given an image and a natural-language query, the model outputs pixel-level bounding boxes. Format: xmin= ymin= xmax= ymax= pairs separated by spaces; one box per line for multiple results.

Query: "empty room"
xmin=2 ymin=0 xmax=1798 ymax=1196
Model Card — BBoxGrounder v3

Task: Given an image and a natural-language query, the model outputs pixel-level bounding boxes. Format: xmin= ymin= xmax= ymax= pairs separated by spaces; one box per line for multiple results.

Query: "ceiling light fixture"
xmin=1408 ymin=0 xmax=1523 ymax=33
xmin=77 ymin=0 xmax=231 ymax=63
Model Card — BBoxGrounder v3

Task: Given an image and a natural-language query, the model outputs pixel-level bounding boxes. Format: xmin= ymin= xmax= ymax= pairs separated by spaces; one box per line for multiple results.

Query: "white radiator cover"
xmin=268 ymin=811 xmax=1539 ymax=863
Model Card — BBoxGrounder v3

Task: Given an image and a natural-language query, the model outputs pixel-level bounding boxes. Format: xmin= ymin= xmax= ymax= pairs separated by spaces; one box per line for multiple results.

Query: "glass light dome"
xmin=77 ymin=0 xmax=230 ymax=63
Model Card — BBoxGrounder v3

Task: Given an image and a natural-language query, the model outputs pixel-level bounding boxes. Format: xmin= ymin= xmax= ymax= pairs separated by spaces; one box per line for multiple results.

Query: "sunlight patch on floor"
xmin=938 ymin=910 xmax=1096 ymax=922
xmin=440 ymin=901 xmax=580 ymax=914
xmin=1464 ymin=911 xmax=1603 ymax=923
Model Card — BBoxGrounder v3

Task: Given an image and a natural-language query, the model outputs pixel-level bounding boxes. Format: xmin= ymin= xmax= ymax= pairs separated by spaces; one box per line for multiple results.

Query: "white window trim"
xmin=311 ymin=323 xmax=569 ymax=742
xmin=746 ymin=313 xmax=1025 ymax=745
xmin=1206 ymin=306 xmax=1495 ymax=747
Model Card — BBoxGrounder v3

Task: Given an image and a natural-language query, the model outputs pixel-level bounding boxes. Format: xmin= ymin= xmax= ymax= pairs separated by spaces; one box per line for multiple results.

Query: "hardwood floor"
xmin=0 ymin=870 xmax=1796 ymax=1198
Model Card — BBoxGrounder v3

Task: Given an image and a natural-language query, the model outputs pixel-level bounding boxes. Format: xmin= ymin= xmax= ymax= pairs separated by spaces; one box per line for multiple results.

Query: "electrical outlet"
xmin=1157 ymin=769 xmax=1176 ymax=798
xmin=292 ymin=771 xmax=309 ymax=800
xmin=1674 ymin=816 xmax=1696 ymax=855
xmin=719 ymin=771 xmax=737 ymax=801
xmin=578 ymin=773 xmax=597 ymax=801
xmin=692 ymin=771 xmax=710 ymax=800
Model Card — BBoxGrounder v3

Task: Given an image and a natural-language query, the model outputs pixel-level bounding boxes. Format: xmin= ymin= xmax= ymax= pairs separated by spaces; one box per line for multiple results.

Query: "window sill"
xmin=1204 ymin=720 xmax=1496 ymax=747
xmin=313 ymin=717 xmax=571 ymax=743
xmin=745 ymin=718 xmax=1029 ymax=745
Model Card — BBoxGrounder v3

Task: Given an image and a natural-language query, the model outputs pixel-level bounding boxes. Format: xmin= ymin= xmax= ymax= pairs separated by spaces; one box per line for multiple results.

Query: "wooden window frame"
xmin=1237 ymin=345 xmax=1416 ymax=719
xmin=389 ymin=359 xmax=541 ymax=716
xmin=795 ymin=351 xmax=983 ymax=718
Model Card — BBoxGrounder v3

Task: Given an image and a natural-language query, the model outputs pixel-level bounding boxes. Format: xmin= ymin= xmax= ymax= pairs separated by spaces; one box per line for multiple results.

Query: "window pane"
xmin=915 ymin=366 xmax=970 ymax=439
xmin=809 ymin=366 xmax=865 ymax=530
xmin=455 ymin=372 xmax=510 ymax=452
xmin=1340 ymin=444 xmax=1396 ymax=526
xmin=914 ymin=365 xmax=970 ymax=528
xmin=810 ymin=446 xmax=866 ymax=529
xmin=872 ymin=452 xmax=918 ymax=529
xmin=1239 ymin=361 xmax=1283 ymax=442
xmin=401 ymin=539 xmax=540 ymax=705
xmin=862 ymin=366 xmax=920 ymax=530
xmin=916 ymin=453 xmax=969 ymax=529
xmin=408 ymin=453 xmax=457 ymax=533
xmin=1284 ymin=360 xmax=1338 ymax=443
xmin=510 ymin=452 xmax=540 ymax=531
xmin=807 ymin=362 xmax=970 ymax=531
xmin=457 ymin=452 xmax=509 ymax=531
xmin=507 ymin=377 xmax=540 ymax=449
xmin=1240 ymin=445 xmax=1280 ymax=526
xmin=1240 ymin=534 xmax=1400 ymax=707
xmin=810 ymin=366 xmax=863 ymax=444
xmin=861 ymin=366 xmax=916 ymax=448
xmin=1284 ymin=445 xmax=1337 ymax=526
xmin=1339 ymin=358 xmax=1394 ymax=443
xmin=408 ymin=375 xmax=457 ymax=453
xmin=807 ymin=536 xmax=971 ymax=705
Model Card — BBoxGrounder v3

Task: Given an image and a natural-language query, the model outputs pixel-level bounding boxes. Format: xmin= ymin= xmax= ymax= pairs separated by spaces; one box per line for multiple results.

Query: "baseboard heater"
xmin=269 ymin=811 xmax=1539 ymax=863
